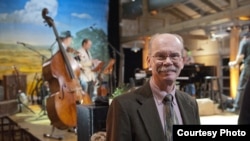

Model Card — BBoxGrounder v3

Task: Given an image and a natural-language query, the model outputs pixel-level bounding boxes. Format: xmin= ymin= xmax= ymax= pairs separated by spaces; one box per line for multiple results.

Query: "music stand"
xmin=92 ymin=61 xmax=104 ymax=73
xmin=102 ymin=59 xmax=116 ymax=95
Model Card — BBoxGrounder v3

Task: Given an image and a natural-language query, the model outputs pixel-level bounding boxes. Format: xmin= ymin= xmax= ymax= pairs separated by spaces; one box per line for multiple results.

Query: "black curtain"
xmin=124 ymin=49 xmax=142 ymax=83
xmin=108 ymin=0 xmax=143 ymax=86
xmin=108 ymin=0 xmax=120 ymax=90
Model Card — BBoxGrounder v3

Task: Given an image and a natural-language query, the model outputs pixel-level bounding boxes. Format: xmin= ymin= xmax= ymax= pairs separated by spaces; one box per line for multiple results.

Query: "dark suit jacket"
xmin=106 ymin=81 xmax=200 ymax=141
xmin=238 ymin=77 xmax=250 ymax=124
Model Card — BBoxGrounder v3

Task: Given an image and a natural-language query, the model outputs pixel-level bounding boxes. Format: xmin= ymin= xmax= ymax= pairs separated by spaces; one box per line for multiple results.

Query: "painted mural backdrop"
xmin=0 ymin=0 xmax=110 ymax=96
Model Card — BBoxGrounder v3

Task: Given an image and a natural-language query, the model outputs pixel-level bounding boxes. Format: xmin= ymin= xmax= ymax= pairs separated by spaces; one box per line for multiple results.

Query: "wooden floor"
xmin=6 ymin=104 xmax=77 ymax=141
xmin=1 ymin=101 xmax=239 ymax=141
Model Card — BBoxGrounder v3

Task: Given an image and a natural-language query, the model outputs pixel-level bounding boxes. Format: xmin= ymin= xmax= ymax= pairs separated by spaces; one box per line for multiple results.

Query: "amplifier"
xmin=77 ymin=105 xmax=108 ymax=141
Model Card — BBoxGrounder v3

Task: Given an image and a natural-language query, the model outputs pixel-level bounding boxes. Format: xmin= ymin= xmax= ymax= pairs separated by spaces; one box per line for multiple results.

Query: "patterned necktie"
xmin=163 ymin=94 xmax=174 ymax=141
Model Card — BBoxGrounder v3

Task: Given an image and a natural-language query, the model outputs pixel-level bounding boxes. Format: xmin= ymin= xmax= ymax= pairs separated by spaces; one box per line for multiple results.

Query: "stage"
xmin=0 ymin=100 xmax=239 ymax=141
xmin=0 ymin=104 xmax=77 ymax=141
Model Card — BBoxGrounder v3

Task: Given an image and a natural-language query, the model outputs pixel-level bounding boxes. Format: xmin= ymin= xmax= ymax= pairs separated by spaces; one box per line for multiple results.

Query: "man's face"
xmin=147 ymin=34 xmax=184 ymax=84
xmin=87 ymin=41 xmax=92 ymax=49
xmin=84 ymin=40 xmax=92 ymax=49
xmin=65 ymin=37 xmax=72 ymax=47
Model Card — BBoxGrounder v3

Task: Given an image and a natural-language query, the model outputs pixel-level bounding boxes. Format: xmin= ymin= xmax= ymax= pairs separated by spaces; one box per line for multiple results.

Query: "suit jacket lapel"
xmin=136 ymin=83 xmax=165 ymax=141
xmin=175 ymin=90 xmax=194 ymax=124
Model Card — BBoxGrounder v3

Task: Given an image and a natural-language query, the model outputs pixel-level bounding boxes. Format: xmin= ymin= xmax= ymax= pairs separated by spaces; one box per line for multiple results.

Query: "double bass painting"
xmin=0 ymin=1 xmax=111 ymax=137
xmin=41 ymin=8 xmax=92 ymax=130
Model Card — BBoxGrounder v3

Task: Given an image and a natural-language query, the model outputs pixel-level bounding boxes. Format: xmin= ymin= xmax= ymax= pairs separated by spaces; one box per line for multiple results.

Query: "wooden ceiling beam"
xmin=121 ymin=4 xmax=250 ymax=43
xmin=167 ymin=8 xmax=191 ymax=21
xmin=200 ymin=0 xmax=222 ymax=12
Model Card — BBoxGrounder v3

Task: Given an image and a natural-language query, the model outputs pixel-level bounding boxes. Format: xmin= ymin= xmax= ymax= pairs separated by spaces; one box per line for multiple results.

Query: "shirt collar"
xmin=149 ymin=77 xmax=177 ymax=105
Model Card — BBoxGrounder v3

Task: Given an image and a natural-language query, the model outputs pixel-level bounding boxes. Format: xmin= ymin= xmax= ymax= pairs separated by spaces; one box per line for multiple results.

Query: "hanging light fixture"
xmin=131 ymin=41 xmax=141 ymax=53
xmin=121 ymin=40 xmax=144 ymax=53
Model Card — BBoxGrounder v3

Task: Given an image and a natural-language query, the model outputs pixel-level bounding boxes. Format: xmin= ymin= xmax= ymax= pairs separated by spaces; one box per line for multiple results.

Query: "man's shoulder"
xmin=176 ymin=90 xmax=196 ymax=101
xmin=113 ymin=85 xmax=151 ymax=101
xmin=243 ymin=40 xmax=250 ymax=47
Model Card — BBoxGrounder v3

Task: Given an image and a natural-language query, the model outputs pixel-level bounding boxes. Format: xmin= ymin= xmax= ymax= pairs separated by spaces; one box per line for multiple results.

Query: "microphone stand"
xmin=17 ymin=42 xmax=49 ymax=117
xmin=106 ymin=41 xmax=125 ymax=94
xmin=18 ymin=42 xmax=48 ymax=62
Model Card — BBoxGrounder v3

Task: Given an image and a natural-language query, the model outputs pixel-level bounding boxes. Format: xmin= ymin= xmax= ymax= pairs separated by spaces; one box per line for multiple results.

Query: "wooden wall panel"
xmin=3 ymin=74 xmax=27 ymax=100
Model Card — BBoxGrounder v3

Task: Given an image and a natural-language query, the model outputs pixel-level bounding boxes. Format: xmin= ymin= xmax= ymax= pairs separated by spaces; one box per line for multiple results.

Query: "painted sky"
xmin=0 ymin=0 xmax=109 ymax=46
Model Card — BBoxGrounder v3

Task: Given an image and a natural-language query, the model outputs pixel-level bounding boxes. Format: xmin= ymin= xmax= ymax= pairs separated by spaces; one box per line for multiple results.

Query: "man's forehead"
xmin=153 ymin=34 xmax=181 ymax=44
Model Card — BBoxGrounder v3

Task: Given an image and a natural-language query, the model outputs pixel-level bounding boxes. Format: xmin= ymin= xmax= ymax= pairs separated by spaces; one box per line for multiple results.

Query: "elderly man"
xmin=106 ymin=33 xmax=200 ymax=141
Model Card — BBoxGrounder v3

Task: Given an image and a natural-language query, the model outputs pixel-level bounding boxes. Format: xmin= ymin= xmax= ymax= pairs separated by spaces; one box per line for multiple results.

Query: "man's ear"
xmin=180 ymin=57 xmax=184 ymax=69
xmin=146 ymin=56 xmax=151 ymax=68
